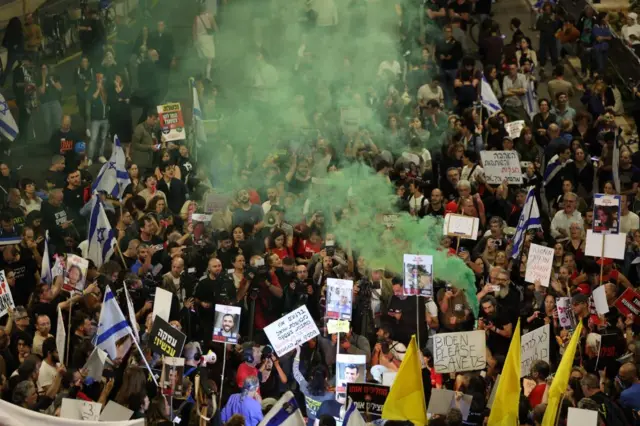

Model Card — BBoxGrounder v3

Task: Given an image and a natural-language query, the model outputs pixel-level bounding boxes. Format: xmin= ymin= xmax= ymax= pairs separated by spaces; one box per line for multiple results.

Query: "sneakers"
xmin=98 ymin=156 xmax=107 ymax=164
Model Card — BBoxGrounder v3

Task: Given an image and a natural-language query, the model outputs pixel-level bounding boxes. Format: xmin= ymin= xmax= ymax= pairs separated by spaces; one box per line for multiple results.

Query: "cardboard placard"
xmin=149 ymin=316 xmax=187 ymax=358
xmin=433 ymin=331 xmax=487 ymax=373
xmin=567 ymin=407 xmax=598 ymax=426
xmin=520 ymin=325 xmax=550 ymax=376
xmin=556 ymin=297 xmax=573 ymax=328
xmin=161 ymin=357 xmax=185 ymax=398
xmin=525 ymin=244 xmax=555 ymax=287
xmin=100 ymin=400 xmax=134 ymax=421
xmin=157 ymin=103 xmax=185 ymax=141
xmin=443 ymin=214 xmax=479 ymax=240
xmin=592 ymin=286 xmax=610 ymax=315
xmin=213 ymin=304 xmax=241 ymax=344
xmin=346 ymin=383 xmax=389 ymax=419
xmin=614 ymin=288 xmax=640 ymax=324
xmin=60 ymin=399 xmax=102 ymax=421
xmin=152 ymin=287 xmax=173 ymax=323
xmin=480 ymin=151 xmax=523 ymax=185
xmin=592 ymin=194 xmax=621 ymax=235
xmin=403 ymin=254 xmax=434 ymax=297
xmin=327 ymin=319 xmax=350 ymax=334
xmin=0 ymin=270 xmax=15 ymax=318
xmin=63 ymin=254 xmax=88 ymax=293
xmin=504 ymin=120 xmax=525 ymax=139
xmin=584 ymin=230 xmax=626 ymax=260
xmin=336 ymin=354 xmax=366 ymax=396
xmin=427 ymin=388 xmax=473 ymax=421
xmin=326 ymin=278 xmax=353 ymax=321
xmin=263 ymin=305 xmax=320 ymax=357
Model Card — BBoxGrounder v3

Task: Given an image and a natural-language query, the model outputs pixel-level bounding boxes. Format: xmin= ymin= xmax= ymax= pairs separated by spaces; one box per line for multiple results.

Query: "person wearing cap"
xmin=220 ymin=376 xmax=263 ymax=426
xmin=571 ymin=293 xmax=590 ymax=325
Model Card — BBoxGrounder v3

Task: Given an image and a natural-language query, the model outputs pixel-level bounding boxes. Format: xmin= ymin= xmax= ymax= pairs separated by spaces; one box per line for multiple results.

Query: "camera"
xmin=326 ymin=240 xmax=336 ymax=257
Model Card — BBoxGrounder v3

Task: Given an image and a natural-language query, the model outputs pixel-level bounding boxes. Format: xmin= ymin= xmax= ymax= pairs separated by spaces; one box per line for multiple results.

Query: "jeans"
xmin=593 ymin=48 xmax=608 ymax=74
xmin=88 ymin=119 xmax=109 ymax=160
xmin=539 ymin=34 xmax=558 ymax=67
xmin=580 ymin=45 xmax=592 ymax=74
xmin=40 ymin=101 xmax=63 ymax=143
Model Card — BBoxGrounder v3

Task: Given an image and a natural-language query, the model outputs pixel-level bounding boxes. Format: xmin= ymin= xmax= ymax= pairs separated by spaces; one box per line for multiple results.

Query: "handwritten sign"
xmin=504 ymin=120 xmax=525 ymax=139
xmin=480 ymin=151 xmax=523 ymax=185
xmin=520 ymin=325 xmax=550 ymax=376
xmin=0 ymin=271 xmax=14 ymax=318
xmin=556 ymin=297 xmax=573 ymax=328
xmin=60 ymin=399 xmax=102 ymax=421
xmin=525 ymin=244 xmax=554 ymax=287
xmin=264 ymin=305 xmax=320 ymax=357
xmin=347 ymin=383 xmax=389 ymax=419
xmin=149 ymin=316 xmax=187 ymax=358
xmin=433 ymin=331 xmax=486 ymax=373
xmin=157 ymin=102 xmax=185 ymax=141
xmin=443 ymin=214 xmax=479 ymax=240
xmin=327 ymin=319 xmax=350 ymax=334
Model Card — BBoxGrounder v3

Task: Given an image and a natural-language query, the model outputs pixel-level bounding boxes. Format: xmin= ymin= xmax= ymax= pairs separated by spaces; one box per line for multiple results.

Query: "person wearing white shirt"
xmin=262 ymin=187 xmax=280 ymax=214
xmin=550 ymin=192 xmax=584 ymax=239
xmin=408 ymin=180 xmax=428 ymax=217
xmin=37 ymin=337 xmax=60 ymax=392
xmin=417 ymin=80 xmax=445 ymax=107
xmin=621 ymin=194 xmax=640 ymax=233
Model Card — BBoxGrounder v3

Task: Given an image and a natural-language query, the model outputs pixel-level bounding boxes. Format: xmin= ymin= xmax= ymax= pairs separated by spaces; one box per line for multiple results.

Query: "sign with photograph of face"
xmin=212 ymin=304 xmax=241 ymax=344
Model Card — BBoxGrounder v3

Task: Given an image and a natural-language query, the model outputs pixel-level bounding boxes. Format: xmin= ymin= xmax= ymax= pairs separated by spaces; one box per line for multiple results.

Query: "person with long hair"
xmin=1 ymin=17 xmax=24 ymax=86
xmin=124 ymin=163 xmax=145 ymax=197
xmin=145 ymin=395 xmax=172 ymax=425
xmin=109 ymin=72 xmax=134 ymax=157
xmin=266 ymin=228 xmax=293 ymax=260
xmin=19 ymin=178 xmax=42 ymax=213
xmin=115 ymin=366 xmax=149 ymax=418
xmin=293 ymin=345 xmax=333 ymax=424
xmin=220 ymin=376 xmax=263 ymax=426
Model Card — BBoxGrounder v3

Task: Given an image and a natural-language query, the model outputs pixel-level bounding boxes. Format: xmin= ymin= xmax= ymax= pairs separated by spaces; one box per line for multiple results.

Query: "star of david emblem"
xmin=0 ymin=101 xmax=8 ymax=116
xmin=107 ymin=161 xmax=117 ymax=170
xmin=97 ymin=227 xmax=107 ymax=243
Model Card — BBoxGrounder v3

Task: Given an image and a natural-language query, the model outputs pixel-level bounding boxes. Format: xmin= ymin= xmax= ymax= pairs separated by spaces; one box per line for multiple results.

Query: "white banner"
xmin=520 ymin=325 xmax=550 ymax=376
xmin=0 ymin=399 xmax=143 ymax=426
xmin=525 ymin=244 xmax=554 ymax=287
xmin=480 ymin=151 xmax=523 ymax=185
xmin=433 ymin=331 xmax=487 ymax=373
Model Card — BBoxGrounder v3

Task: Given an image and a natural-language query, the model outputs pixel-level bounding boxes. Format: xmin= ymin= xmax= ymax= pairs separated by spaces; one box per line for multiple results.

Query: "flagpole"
xmin=219 ymin=342 xmax=227 ymax=407
xmin=132 ymin=333 xmax=159 ymax=386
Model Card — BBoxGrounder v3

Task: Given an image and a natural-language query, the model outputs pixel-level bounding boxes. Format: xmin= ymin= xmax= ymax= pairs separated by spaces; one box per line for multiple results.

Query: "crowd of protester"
xmin=2 ymin=0 xmax=640 ymax=425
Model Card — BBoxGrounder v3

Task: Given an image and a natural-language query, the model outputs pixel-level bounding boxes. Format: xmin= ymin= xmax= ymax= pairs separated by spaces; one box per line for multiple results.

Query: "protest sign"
xmin=0 ymin=270 xmax=14 ymax=318
xmin=336 ymin=354 xmax=366 ymax=397
xmin=157 ymin=103 xmax=185 ymax=142
xmin=443 ymin=214 xmax=479 ymax=240
xmin=592 ymin=286 xmax=609 ymax=315
xmin=161 ymin=357 xmax=185 ymax=398
xmin=427 ymin=389 xmax=473 ymax=421
xmin=100 ymin=401 xmax=134 ymax=421
xmin=584 ymin=230 xmax=626 ymax=260
xmin=504 ymin=120 xmax=525 ymax=139
xmin=433 ymin=331 xmax=486 ymax=373
xmin=203 ymin=192 xmax=229 ymax=213
xmin=593 ymin=194 xmax=621 ymax=234
xmin=264 ymin=305 xmax=320 ymax=357
xmin=403 ymin=254 xmax=434 ymax=297
xmin=213 ymin=304 xmax=241 ymax=344
xmin=84 ymin=347 xmax=108 ymax=381
xmin=520 ymin=325 xmax=550 ymax=376
xmin=326 ymin=278 xmax=353 ymax=320
xmin=614 ymin=288 xmax=640 ymax=324
xmin=524 ymin=244 xmax=554 ymax=287
xmin=63 ymin=254 xmax=88 ymax=293
xmin=346 ymin=383 xmax=389 ymax=419
xmin=60 ymin=399 xmax=102 ymax=421
xmin=327 ymin=319 xmax=350 ymax=334
xmin=382 ymin=214 xmax=399 ymax=229
xmin=149 ymin=316 xmax=187 ymax=358
xmin=567 ymin=407 xmax=598 ymax=426
xmin=56 ymin=306 xmax=66 ymax=363
xmin=152 ymin=287 xmax=173 ymax=323
xmin=556 ymin=297 xmax=573 ymax=328
xmin=480 ymin=151 xmax=523 ymax=185
xmin=382 ymin=372 xmax=397 ymax=387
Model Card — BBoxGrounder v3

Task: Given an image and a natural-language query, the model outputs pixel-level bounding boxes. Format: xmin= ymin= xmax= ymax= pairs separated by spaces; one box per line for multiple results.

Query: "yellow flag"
xmin=541 ymin=321 xmax=584 ymax=426
xmin=487 ymin=319 xmax=521 ymax=426
xmin=381 ymin=335 xmax=427 ymax=425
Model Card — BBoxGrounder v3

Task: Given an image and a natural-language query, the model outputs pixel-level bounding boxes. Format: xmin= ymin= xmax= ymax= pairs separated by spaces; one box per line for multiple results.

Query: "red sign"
xmin=614 ymin=288 xmax=640 ymax=324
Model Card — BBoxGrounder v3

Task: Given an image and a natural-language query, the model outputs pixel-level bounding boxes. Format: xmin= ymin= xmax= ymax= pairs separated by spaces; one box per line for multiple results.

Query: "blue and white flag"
xmin=543 ymin=154 xmax=573 ymax=187
xmin=191 ymin=78 xmax=206 ymax=151
xmin=343 ymin=400 xmax=367 ymax=426
xmin=523 ymin=76 xmax=539 ymax=120
xmin=92 ymin=135 xmax=131 ymax=200
xmin=96 ymin=285 xmax=132 ymax=359
xmin=0 ymin=237 xmax=21 ymax=246
xmin=41 ymin=231 xmax=52 ymax=285
xmin=613 ymin=129 xmax=621 ymax=194
xmin=480 ymin=76 xmax=502 ymax=116
xmin=87 ymin=196 xmax=116 ymax=267
xmin=510 ymin=186 xmax=542 ymax=259
xmin=259 ymin=391 xmax=305 ymax=426
xmin=0 ymin=92 xmax=18 ymax=141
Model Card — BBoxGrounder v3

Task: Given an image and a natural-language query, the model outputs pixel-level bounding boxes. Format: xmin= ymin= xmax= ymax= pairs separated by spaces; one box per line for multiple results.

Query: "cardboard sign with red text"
xmin=614 ymin=288 xmax=640 ymax=324
xmin=524 ymin=244 xmax=554 ymax=287
xmin=157 ymin=103 xmax=185 ymax=142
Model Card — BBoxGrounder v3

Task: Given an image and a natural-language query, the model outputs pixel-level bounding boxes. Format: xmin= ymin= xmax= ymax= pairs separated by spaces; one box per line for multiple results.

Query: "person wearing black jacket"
xmin=40 ymin=189 xmax=73 ymax=249
xmin=160 ymin=257 xmax=197 ymax=339
xmin=0 ymin=17 xmax=24 ymax=86
xmin=156 ymin=163 xmax=187 ymax=215
xmin=436 ymin=25 xmax=463 ymax=97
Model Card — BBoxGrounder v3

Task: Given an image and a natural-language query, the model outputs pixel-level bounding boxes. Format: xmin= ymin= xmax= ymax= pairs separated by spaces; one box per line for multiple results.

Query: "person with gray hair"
xmin=220 ymin=376 xmax=263 ymax=426
xmin=580 ymin=373 xmax=628 ymax=424
xmin=550 ymin=191 xmax=584 ymax=239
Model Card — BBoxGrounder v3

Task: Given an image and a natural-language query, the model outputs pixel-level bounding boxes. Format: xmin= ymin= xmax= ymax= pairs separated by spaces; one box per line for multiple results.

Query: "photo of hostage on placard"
xmin=63 ymin=254 xmax=88 ymax=293
xmin=160 ymin=357 xmax=185 ymax=398
xmin=213 ymin=304 xmax=241 ymax=344
xmin=403 ymin=254 xmax=434 ymax=297
xmin=325 ymin=279 xmax=353 ymax=321
xmin=592 ymin=194 xmax=621 ymax=234
xmin=335 ymin=353 xmax=366 ymax=403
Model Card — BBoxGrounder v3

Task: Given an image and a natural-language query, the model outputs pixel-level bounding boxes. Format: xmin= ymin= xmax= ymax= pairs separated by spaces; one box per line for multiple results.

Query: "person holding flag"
xmin=92 ymin=135 xmax=131 ymax=200
xmin=510 ymin=186 xmax=542 ymax=259
xmin=86 ymin=195 xmax=116 ymax=268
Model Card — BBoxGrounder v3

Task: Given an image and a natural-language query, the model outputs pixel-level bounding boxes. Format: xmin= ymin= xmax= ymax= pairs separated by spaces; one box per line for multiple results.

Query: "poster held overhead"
xmin=433 ymin=331 xmax=487 ymax=373
xmin=152 ymin=287 xmax=173 ymax=323
xmin=480 ymin=151 xmax=523 ymax=185
xmin=63 ymin=255 xmax=88 ymax=293
xmin=0 ymin=270 xmax=14 ymax=318
xmin=403 ymin=254 xmax=434 ymax=297
xmin=346 ymin=383 xmax=390 ymax=420
xmin=443 ymin=214 xmax=479 ymax=240
xmin=263 ymin=305 xmax=320 ymax=357
xmin=160 ymin=357 xmax=185 ymax=398
xmin=520 ymin=325 xmax=550 ymax=376
xmin=592 ymin=194 xmax=621 ymax=234
xmin=326 ymin=278 xmax=353 ymax=321
xmin=149 ymin=316 xmax=187 ymax=358
xmin=584 ymin=231 xmax=626 ymax=260
xmin=212 ymin=304 xmax=241 ymax=344
xmin=336 ymin=354 xmax=366 ymax=401
xmin=524 ymin=244 xmax=555 ymax=287
xmin=556 ymin=297 xmax=574 ymax=328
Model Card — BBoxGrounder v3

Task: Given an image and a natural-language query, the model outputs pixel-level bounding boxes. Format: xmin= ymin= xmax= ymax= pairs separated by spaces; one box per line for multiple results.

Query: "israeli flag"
xmin=191 ymin=78 xmax=206 ymax=150
xmin=523 ymin=76 xmax=539 ymax=120
xmin=543 ymin=155 xmax=573 ymax=187
xmin=96 ymin=285 xmax=132 ymax=359
xmin=87 ymin=196 xmax=116 ymax=267
xmin=41 ymin=231 xmax=53 ymax=285
xmin=480 ymin=76 xmax=502 ymax=116
xmin=343 ymin=400 xmax=367 ymax=426
xmin=92 ymin=135 xmax=131 ymax=200
xmin=510 ymin=186 xmax=542 ymax=259
xmin=259 ymin=391 xmax=305 ymax=426
xmin=0 ymin=92 xmax=18 ymax=141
